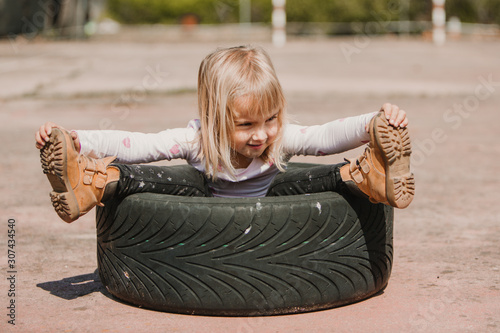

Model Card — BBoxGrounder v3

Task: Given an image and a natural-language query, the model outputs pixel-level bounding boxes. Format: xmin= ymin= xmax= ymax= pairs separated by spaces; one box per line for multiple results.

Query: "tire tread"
xmin=97 ymin=192 xmax=393 ymax=315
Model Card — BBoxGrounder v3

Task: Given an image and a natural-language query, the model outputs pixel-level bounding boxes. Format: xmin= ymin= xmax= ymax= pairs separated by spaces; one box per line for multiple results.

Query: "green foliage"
xmin=286 ymin=0 xmax=400 ymax=23
xmin=446 ymin=0 xmax=500 ymax=24
xmin=106 ymin=0 xmax=241 ymax=24
xmin=106 ymin=0 xmax=500 ymax=25
xmin=250 ymin=0 xmax=273 ymax=22
xmin=446 ymin=0 xmax=477 ymax=23
xmin=408 ymin=1 xmax=433 ymax=21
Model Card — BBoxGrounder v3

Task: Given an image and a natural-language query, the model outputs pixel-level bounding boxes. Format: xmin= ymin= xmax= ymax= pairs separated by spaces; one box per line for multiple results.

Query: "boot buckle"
xmin=94 ymin=172 xmax=108 ymax=189
xmin=351 ymin=167 xmax=364 ymax=183
xmin=83 ymin=170 xmax=94 ymax=185
xmin=359 ymin=156 xmax=370 ymax=173
xmin=82 ymin=158 xmax=97 ymax=185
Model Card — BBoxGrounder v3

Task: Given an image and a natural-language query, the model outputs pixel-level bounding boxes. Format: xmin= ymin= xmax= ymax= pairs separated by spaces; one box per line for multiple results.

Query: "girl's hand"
xmin=365 ymin=103 xmax=409 ymax=133
xmin=380 ymin=103 xmax=408 ymax=128
xmin=35 ymin=122 xmax=80 ymax=151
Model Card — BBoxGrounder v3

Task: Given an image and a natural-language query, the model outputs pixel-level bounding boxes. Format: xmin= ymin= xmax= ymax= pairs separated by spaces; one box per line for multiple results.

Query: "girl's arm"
xmin=283 ymin=104 xmax=409 ymax=157
xmin=36 ymin=120 xmax=201 ymax=164
xmin=283 ymin=112 xmax=374 ymax=157
xmin=76 ymin=126 xmax=199 ymax=164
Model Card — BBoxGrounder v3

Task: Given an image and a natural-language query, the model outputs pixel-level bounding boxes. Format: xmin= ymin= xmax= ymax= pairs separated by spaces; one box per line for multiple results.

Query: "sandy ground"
xmin=1 ymin=28 xmax=500 ymax=332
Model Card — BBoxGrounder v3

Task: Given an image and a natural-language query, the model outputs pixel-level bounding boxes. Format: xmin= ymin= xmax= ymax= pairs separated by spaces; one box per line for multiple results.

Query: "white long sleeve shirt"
xmin=77 ymin=112 xmax=375 ymax=197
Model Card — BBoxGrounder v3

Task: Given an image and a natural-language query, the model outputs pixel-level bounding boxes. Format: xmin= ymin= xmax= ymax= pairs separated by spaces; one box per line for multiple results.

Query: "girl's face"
xmin=230 ymin=98 xmax=279 ymax=169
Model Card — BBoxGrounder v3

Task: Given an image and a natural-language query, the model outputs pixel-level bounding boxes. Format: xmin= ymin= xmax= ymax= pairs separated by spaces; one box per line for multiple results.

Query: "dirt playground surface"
xmin=1 ymin=29 xmax=500 ymax=332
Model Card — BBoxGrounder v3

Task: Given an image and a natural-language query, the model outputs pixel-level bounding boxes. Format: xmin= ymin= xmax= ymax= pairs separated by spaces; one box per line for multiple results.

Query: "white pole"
xmin=272 ymin=0 xmax=286 ymax=47
xmin=432 ymin=0 xmax=446 ymax=45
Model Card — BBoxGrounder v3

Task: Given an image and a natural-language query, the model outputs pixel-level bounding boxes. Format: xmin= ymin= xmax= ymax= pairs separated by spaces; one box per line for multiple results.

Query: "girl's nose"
xmin=252 ymin=128 xmax=267 ymax=141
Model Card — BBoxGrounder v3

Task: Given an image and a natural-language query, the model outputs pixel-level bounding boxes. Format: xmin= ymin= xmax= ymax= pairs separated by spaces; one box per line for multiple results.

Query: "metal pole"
xmin=272 ymin=0 xmax=286 ymax=47
xmin=432 ymin=0 xmax=446 ymax=45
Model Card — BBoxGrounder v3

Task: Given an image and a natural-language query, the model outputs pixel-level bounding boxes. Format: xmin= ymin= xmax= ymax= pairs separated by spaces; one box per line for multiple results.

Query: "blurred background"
xmin=1 ymin=0 xmax=499 ymax=41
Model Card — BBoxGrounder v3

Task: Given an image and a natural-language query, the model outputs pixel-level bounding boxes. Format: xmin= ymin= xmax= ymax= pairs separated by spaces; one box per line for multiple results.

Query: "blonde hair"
xmin=197 ymin=45 xmax=287 ymax=180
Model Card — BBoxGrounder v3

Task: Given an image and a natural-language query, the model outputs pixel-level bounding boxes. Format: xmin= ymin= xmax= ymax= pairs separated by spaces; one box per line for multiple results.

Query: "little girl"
xmin=35 ymin=45 xmax=414 ymax=223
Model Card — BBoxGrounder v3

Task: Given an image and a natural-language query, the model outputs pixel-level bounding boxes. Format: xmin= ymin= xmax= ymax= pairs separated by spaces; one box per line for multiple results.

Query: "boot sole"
xmin=373 ymin=114 xmax=415 ymax=208
xmin=40 ymin=128 xmax=80 ymax=222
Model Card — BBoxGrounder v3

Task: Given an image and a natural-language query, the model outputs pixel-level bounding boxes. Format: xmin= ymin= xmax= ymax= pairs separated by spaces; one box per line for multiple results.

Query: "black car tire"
xmin=96 ymin=191 xmax=393 ymax=316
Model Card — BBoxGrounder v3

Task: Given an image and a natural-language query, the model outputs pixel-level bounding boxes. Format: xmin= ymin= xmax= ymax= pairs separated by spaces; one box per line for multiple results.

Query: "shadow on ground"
xmin=37 ymin=270 xmax=108 ymax=301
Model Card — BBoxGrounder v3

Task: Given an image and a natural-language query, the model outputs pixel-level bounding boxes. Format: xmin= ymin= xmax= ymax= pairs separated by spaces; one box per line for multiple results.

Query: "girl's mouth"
xmin=248 ymin=143 xmax=264 ymax=150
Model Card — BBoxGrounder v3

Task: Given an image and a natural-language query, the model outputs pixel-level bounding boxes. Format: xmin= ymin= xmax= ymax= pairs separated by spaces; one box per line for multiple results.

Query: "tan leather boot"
xmin=340 ymin=112 xmax=415 ymax=208
xmin=40 ymin=128 xmax=120 ymax=223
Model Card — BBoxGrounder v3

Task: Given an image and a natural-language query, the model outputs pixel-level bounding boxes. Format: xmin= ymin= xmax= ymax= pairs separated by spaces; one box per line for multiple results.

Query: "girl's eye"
xmin=238 ymin=122 xmax=252 ymax=127
xmin=267 ymin=115 xmax=277 ymax=122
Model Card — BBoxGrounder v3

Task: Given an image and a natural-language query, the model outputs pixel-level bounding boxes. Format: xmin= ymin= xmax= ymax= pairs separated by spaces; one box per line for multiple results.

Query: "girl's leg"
xmin=110 ymin=164 xmax=211 ymax=200
xmin=266 ymin=162 xmax=350 ymax=197
xmin=40 ymin=127 xmax=211 ymax=223
xmin=268 ymin=112 xmax=415 ymax=209
xmin=339 ymin=112 xmax=414 ymax=208
xmin=40 ymin=128 xmax=120 ymax=223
